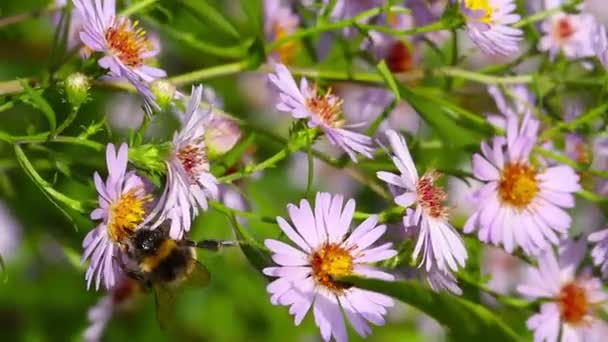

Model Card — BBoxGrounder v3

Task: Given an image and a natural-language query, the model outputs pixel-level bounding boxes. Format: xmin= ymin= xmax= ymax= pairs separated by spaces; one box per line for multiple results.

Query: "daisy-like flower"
xmin=264 ymin=192 xmax=396 ymax=342
xmin=588 ymin=227 xmax=608 ymax=279
xmin=268 ymin=63 xmax=375 ymax=162
xmin=465 ymin=113 xmax=581 ymax=255
xmin=156 ymin=85 xmax=218 ymax=239
xmin=460 ymin=0 xmax=523 ymax=55
xmin=73 ymin=0 xmax=166 ymax=86
xmin=518 ymin=239 xmax=608 ymax=341
xmin=377 ymin=130 xmax=467 ymax=275
xmin=539 ymin=11 xmax=596 ymax=61
xmin=264 ymin=0 xmax=300 ymax=63
xmin=593 ymin=23 xmax=608 ymax=69
xmin=83 ymin=143 xmax=152 ymax=290
xmin=486 ymin=84 xmax=535 ymax=129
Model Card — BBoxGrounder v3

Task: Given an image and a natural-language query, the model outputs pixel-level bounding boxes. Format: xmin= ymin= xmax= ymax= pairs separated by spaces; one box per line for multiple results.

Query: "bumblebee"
xmin=122 ymin=225 xmax=234 ymax=328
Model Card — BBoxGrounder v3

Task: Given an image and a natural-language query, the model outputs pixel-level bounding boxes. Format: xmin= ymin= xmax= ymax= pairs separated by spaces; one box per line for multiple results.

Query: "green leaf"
xmin=227 ymin=213 xmax=272 ymax=274
xmin=178 ymin=0 xmax=240 ymax=39
xmin=0 ymin=253 xmax=6 ymax=283
xmin=19 ymin=80 xmax=57 ymax=133
xmin=339 ymin=276 xmax=522 ymax=341
xmin=14 ymin=144 xmax=84 ymax=230
xmin=376 ymin=61 xmax=400 ymax=102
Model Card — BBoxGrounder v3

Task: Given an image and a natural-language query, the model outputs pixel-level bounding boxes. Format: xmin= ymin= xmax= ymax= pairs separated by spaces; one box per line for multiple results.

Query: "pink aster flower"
xmin=377 ymin=130 xmax=467 ymax=275
xmin=588 ymin=228 xmax=608 ymax=279
xmin=518 ymin=239 xmax=608 ymax=341
xmin=486 ymin=84 xmax=535 ymax=129
xmin=268 ymin=63 xmax=375 ymax=162
xmin=154 ymin=85 xmax=218 ymax=239
xmin=465 ymin=113 xmax=581 ymax=255
xmin=264 ymin=192 xmax=397 ymax=342
xmin=83 ymin=143 xmax=152 ymax=290
xmin=539 ymin=12 xmax=596 ymax=61
xmin=73 ymin=0 xmax=166 ymax=86
xmin=460 ymin=0 xmax=523 ymax=55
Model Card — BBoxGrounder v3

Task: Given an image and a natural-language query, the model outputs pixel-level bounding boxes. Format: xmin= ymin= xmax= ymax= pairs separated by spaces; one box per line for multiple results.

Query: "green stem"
xmin=169 ymin=59 xmax=254 ymax=86
xmin=541 ymin=104 xmax=608 ymax=140
xmin=356 ymin=19 xmax=446 ymax=37
xmin=436 ymin=67 xmax=534 ymax=85
xmin=119 ymin=0 xmax=160 ymax=16
xmin=218 ymin=148 xmax=290 ymax=183
xmin=209 ymin=201 xmax=276 ymax=224
xmin=0 ymin=3 xmax=60 ymax=28
xmin=534 ymin=147 xmax=608 ymax=178
xmin=53 ymin=106 xmax=81 ymax=137
xmin=0 ymin=131 xmax=103 ymax=151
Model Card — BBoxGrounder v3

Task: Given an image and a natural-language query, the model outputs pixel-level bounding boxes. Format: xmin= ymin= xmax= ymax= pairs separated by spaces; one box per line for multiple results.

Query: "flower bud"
xmin=205 ymin=114 xmax=242 ymax=159
xmin=64 ymin=73 xmax=90 ymax=109
xmin=150 ymin=80 xmax=176 ymax=111
xmin=128 ymin=143 xmax=170 ymax=174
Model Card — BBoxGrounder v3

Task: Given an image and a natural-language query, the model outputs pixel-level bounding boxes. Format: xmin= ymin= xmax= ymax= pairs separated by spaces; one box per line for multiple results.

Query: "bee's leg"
xmin=182 ymin=239 xmax=239 ymax=252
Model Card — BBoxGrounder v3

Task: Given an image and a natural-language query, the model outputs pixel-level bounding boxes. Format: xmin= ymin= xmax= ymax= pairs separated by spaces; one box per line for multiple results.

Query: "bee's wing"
xmin=153 ymin=283 xmax=175 ymax=330
xmin=183 ymin=260 xmax=211 ymax=288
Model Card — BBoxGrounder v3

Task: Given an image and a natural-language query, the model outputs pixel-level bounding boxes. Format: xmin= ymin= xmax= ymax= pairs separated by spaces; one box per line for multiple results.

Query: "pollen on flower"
xmin=306 ymin=87 xmax=344 ymax=128
xmin=498 ymin=163 xmax=539 ymax=208
xmin=108 ymin=189 xmax=151 ymax=243
xmin=464 ymin=0 xmax=494 ymax=23
xmin=553 ymin=17 xmax=575 ymax=42
xmin=416 ymin=171 xmax=448 ymax=218
xmin=310 ymin=244 xmax=354 ymax=293
xmin=177 ymin=141 xmax=209 ymax=184
xmin=105 ymin=19 xmax=152 ymax=67
xmin=559 ymin=282 xmax=589 ymax=325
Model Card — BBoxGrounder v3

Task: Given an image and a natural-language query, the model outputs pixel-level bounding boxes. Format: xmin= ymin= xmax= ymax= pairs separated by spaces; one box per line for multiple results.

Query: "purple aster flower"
xmin=486 ymin=84 xmax=535 ymax=129
xmin=465 ymin=113 xmax=581 ymax=255
xmin=518 ymin=239 xmax=608 ymax=341
xmin=264 ymin=0 xmax=300 ymax=63
xmin=0 ymin=201 xmax=22 ymax=262
xmin=539 ymin=12 xmax=596 ymax=61
xmin=268 ymin=63 xmax=375 ymax=162
xmin=264 ymin=192 xmax=396 ymax=342
xmin=205 ymin=113 xmax=242 ymax=158
xmin=73 ymin=0 xmax=166 ymax=86
xmin=377 ymin=130 xmax=468 ymax=274
xmin=83 ymin=143 xmax=153 ymax=290
xmin=425 ymin=264 xmax=462 ymax=295
xmin=594 ymin=23 xmax=608 ymax=69
xmin=154 ymin=85 xmax=218 ymax=239
xmin=83 ymin=276 xmax=140 ymax=341
xmin=460 ymin=0 xmax=523 ymax=55
xmin=54 ymin=0 xmax=85 ymax=49
xmin=588 ymin=227 xmax=608 ymax=279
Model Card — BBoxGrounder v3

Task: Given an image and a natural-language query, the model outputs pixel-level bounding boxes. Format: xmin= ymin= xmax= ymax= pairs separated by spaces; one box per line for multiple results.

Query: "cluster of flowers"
xmin=63 ymin=0 xmax=608 ymax=341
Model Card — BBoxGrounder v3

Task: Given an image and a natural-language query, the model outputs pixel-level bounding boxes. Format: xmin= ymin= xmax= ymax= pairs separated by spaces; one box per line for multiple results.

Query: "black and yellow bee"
xmin=123 ymin=225 xmax=234 ymax=328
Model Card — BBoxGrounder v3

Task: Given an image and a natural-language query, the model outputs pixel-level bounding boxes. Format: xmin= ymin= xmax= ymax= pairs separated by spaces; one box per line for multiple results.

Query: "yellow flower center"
xmin=498 ymin=163 xmax=539 ymax=208
xmin=105 ymin=19 xmax=152 ymax=68
xmin=464 ymin=0 xmax=494 ymax=23
xmin=559 ymin=282 xmax=589 ymax=325
xmin=306 ymin=87 xmax=344 ymax=128
xmin=108 ymin=189 xmax=151 ymax=243
xmin=310 ymin=244 xmax=354 ymax=293
xmin=271 ymin=23 xmax=298 ymax=64
xmin=416 ymin=171 xmax=448 ymax=218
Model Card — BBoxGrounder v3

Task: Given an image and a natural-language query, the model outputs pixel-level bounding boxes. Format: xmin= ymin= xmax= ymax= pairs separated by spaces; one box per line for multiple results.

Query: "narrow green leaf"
xmin=19 ymin=80 xmax=57 ymax=133
xmin=179 ymin=0 xmax=240 ymax=39
xmin=340 ymin=276 xmax=522 ymax=341
xmin=0 ymin=253 xmax=6 ymax=283
xmin=227 ymin=213 xmax=272 ymax=274
xmin=376 ymin=61 xmax=400 ymax=102
xmin=14 ymin=144 xmax=84 ymax=230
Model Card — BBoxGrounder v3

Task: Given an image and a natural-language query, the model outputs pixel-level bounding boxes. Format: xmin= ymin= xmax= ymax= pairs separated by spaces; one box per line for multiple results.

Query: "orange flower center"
xmin=498 ymin=163 xmax=539 ymax=208
xmin=559 ymin=283 xmax=589 ymax=325
xmin=416 ymin=171 xmax=448 ymax=218
xmin=177 ymin=141 xmax=209 ymax=184
xmin=386 ymin=41 xmax=414 ymax=73
xmin=554 ymin=17 xmax=575 ymax=42
xmin=108 ymin=189 xmax=151 ymax=243
xmin=271 ymin=23 xmax=298 ymax=64
xmin=310 ymin=244 xmax=354 ymax=293
xmin=105 ymin=19 xmax=152 ymax=68
xmin=306 ymin=87 xmax=344 ymax=128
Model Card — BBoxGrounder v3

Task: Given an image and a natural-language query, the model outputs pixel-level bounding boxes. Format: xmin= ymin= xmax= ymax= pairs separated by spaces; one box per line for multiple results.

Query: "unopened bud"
xmin=64 ymin=73 xmax=90 ymax=109
xmin=128 ymin=143 xmax=170 ymax=174
xmin=150 ymin=80 xmax=176 ymax=111
xmin=205 ymin=114 xmax=242 ymax=158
